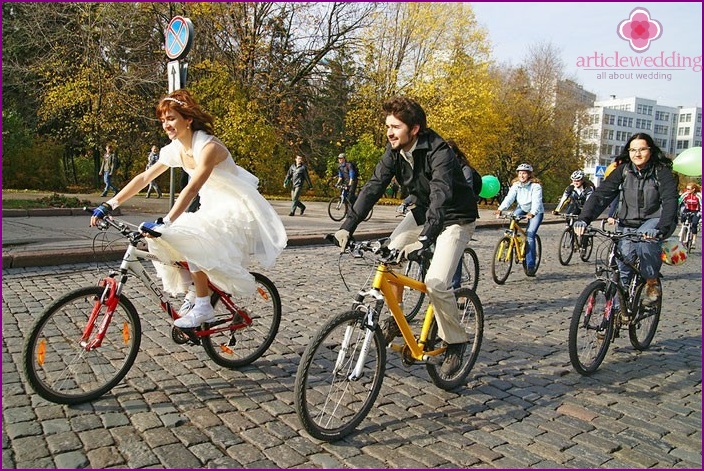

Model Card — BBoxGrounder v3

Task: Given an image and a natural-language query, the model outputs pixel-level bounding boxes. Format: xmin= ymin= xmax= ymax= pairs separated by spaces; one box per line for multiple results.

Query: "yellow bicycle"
xmin=294 ymin=238 xmax=484 ymax=441
xmin=491 ymin=214 xmax=542 ymax=284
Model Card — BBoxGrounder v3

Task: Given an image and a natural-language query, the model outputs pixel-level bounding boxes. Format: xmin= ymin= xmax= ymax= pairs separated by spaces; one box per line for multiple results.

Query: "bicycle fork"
xmin=334 ymin=290 xmax=383 ymax=380
xmin=81 ymin=277 xmax=121 ymax=350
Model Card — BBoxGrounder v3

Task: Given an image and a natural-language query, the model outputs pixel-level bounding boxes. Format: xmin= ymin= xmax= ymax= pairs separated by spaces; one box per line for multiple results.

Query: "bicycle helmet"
xmin=571 ymin=170 xmax=585 ymax=181
xmin=661 ymin=237 xmax=687 ymax=266
xmin=516 ymin=163 xmax=533 ymax=172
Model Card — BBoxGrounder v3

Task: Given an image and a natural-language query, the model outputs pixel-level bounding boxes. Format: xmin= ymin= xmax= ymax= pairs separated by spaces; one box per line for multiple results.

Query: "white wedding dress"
xmin=147 ymin=130 xmax=287 ymax=296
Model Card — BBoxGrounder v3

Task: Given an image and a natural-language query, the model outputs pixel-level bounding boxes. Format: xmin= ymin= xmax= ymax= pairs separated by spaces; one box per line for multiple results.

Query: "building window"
xmin=655 ymin=111 xmax=670 ymax=121
xmin=677 ymin=140 xmax=690 ymax=150
xmin=654 ymin=124 xmax=668 ymax=134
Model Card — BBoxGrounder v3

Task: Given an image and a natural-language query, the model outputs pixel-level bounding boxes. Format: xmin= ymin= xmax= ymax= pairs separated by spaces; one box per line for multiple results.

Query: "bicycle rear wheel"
xmin=558 ymin=228 xmax=575 ymax=265
xmin=459 ymin=247 xmax=480 ymax=293
xmin=363 ymin=206 xmax=373 ymax=221
xmin=23 ymin=286 xmax=141 ymax=404
xmin=294 ymin=310 xmax=386 ymax=441
xmin=327 ymin=197 xmax=347 ymax=222
xmin=426 ymin=288 xmax=483 ymax=390
xmin=201 ymin=272 xmax=281 ymax=368
xmin=491 ymin=236 xmax=513 ymax=285
xmin=628 ymin=279 xmax=661 ymax=350
xmin=579 ymin=234 xmax=594 ymax=262
xmin=568 ymin=280 xmax=614 ymax=375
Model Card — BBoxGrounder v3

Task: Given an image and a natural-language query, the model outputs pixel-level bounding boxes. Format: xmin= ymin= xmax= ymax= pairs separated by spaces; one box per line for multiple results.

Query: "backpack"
xmin=464 ymin=164 xmax=482 ymax=198
xmin=348 ymin=161 xmax=360 ymax=179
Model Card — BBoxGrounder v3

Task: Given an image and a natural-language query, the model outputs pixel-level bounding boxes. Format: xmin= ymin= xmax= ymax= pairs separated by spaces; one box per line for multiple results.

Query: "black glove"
xmin=92 ymin=202 xmax=113 ymax=219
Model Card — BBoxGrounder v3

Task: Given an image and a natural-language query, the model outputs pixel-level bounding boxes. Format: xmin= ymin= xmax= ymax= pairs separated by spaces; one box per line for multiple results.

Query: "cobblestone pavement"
xmin=2 ymin=224 xmax=701 ymax=469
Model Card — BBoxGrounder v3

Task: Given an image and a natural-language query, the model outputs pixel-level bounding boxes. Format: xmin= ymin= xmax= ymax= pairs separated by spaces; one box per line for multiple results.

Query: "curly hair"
xmin=156 ymin=89 xmax=215 ymax=135
xmin=382 ymin=96 xmax=427 ymax=133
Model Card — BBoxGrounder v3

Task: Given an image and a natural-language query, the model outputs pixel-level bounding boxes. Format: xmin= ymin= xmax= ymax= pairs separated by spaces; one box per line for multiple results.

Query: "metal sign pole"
xmin=164 ymin=16 xmax=194 ymax=209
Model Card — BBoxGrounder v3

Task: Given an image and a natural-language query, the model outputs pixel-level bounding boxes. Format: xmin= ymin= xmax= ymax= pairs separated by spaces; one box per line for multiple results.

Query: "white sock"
xmin=195 ymin=296 xmax=211 ymax=308
xmin=185 ymin=285 xmax=196 ymax=303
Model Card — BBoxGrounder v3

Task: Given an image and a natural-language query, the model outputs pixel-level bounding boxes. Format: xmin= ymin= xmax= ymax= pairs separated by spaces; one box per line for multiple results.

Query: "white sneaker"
xmin=179 ymin=298 xmax=195 ymax=316
xmin=174 ymin=303 xmax=216 ymax=328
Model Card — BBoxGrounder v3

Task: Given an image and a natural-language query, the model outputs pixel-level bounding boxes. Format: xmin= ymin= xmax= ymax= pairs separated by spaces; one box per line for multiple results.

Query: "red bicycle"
xmin=23 ymin=214 xmax=281 ymax=404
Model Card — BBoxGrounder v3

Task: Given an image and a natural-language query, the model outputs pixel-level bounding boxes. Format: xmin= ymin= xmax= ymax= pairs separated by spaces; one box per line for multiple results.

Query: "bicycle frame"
xmin=85 ymin=221 xmax=253 ymax=349
xmin=592 ymin=229 xmax=651 ymax=323
xmin=371 ymin=264 xmax=446 ymax=361
xmin=342 ymin=259 xmax=447 ymax=379
xmin=499 ymin=217 xmax=528 ymax=262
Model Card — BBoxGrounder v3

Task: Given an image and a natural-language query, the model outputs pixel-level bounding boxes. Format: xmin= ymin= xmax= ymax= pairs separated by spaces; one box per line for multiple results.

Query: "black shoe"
xmin=300 ymin=205 xmax=306 ymax=215
xmin=441 ymin=342 xmax=466 ymax=376
xmin=288 ymin=212 xmax=295 ymax=216
xmin=526 ymin=267 xmax=536 ymax=277
xmin=100 ymin=192 xmax=108 ymax=197
xmin=380 ymin=318 xmax=401 ymax=345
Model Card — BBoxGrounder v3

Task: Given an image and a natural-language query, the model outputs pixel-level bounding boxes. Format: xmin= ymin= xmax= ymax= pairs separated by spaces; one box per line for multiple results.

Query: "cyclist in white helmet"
xmin=496 ymin=163 xmax=544 ymax=276
xmin=553 ymin=169 xmax=594 ymax=216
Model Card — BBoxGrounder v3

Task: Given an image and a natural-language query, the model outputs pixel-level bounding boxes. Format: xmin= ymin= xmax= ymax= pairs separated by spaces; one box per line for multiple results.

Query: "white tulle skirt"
xmin=146 ymin=168 xmax=287 ymax=296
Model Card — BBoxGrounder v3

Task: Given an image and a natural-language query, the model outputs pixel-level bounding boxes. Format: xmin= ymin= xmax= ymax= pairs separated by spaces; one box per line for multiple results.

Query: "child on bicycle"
xmin=574 ymin=133 xmax=679 ymax=306
xmin=333 ymin=96 xmax=479 ymax=377
xmin=495 ymin=163 xmax=544 ymax=277
xmin=679 ymin=183 xmax=701 ymax=248
xmin=91 ymin=90 xmax=287 ymax=328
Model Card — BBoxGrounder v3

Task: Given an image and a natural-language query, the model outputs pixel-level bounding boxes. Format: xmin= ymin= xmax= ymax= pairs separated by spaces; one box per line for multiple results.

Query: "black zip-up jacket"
xmin=578 ymin=160 xmax=678 ymax=237
xmin=341 ymin=129 xmax=478 ymax=242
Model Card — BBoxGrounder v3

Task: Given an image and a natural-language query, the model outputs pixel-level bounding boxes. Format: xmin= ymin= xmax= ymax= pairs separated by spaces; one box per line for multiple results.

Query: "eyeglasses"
xmin=628 ymin=147 xmax=650 ymax=154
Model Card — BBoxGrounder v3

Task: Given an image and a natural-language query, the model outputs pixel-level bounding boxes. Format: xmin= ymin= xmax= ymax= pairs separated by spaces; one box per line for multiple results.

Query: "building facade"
xmin=581 ymin=96 xmax=702 ymax=185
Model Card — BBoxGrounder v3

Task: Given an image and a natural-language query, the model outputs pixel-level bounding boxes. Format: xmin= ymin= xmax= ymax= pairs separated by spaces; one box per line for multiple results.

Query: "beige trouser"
xmin=389 ymin=213 xmax=476 ymax=344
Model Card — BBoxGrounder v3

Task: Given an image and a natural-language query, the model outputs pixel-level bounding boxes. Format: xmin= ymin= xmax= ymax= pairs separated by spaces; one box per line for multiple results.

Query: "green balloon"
xmin=479 ymin=175 xmax=500 ymax=198
xmin=672 ymin=147 xmax=702 ymax=176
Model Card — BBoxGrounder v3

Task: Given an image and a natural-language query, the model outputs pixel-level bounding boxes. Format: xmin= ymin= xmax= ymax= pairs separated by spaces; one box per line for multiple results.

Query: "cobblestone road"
xmin=2 ymin=224 xmax=702 ymax=468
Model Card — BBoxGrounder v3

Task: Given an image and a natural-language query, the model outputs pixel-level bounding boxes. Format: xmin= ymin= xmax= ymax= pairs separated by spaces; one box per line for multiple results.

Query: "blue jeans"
xmin=102 ymin=172 xmax=119 ymax=195
xmin=617 ymin=218 xmax=663 ymax=286
xmin=513 ymin=209 xmax=543 ymax=269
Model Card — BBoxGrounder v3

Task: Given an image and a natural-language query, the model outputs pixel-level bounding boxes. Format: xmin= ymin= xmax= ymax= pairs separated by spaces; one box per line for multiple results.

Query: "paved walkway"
xmin=2 ymin=191 xmax=563 ymax=268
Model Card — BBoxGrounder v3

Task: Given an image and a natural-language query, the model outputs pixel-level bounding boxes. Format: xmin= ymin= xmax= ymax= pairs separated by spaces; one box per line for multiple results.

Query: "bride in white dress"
xmin=90 ymin=90 xmax=287 ymax=328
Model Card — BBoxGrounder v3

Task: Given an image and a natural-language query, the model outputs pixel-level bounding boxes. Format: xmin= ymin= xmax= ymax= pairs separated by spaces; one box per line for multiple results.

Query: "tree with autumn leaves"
xmin=3 ymin=2 xmax=591 ymax=201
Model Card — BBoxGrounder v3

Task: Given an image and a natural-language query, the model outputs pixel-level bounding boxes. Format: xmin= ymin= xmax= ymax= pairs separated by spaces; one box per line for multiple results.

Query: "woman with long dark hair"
xmin=575 ymin=133 xmax=678 ymax=305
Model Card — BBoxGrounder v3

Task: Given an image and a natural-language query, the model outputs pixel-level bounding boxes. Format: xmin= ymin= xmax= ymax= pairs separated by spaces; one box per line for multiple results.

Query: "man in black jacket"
xmin=333 ymin=96 xmax=478 ymax=376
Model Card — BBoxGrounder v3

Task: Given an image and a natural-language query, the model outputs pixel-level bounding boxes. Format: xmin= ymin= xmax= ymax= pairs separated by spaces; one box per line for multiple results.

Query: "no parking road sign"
xmin=165 ymin=16 xmax=194 ymax=61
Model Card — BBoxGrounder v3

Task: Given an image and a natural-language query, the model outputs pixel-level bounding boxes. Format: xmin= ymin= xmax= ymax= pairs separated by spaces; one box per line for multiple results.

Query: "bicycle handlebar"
xmin=585 ymin=225 xmax=659 ymax=242
xmin=84 ymin=207 xmax=152 ymax=243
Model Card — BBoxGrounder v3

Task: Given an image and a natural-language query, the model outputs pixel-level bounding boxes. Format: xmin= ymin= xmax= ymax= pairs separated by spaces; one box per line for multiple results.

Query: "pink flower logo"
xmin=617 ymin=7 xmax=663 ymax=53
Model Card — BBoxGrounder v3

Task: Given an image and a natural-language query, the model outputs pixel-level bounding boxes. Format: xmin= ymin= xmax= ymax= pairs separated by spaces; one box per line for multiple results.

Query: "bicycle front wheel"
xmin=459 ymin=247 xmax=480 ymax=293
xmin=294 ymin=310 xmax=386 ymax=441
xmin=628 ymin=279 xmax=661 ymax=350
xmin=363 ymin=206 xmax=374 ymax=222
xmin=426 ymin=288 xmax=483 ymax=390
xmin=201 ymin=272 xmax=281 ymax=368
xmin=23 ymin=286 xmax=141 ymax=404
xmin=558 ymin=228 xmax=575 ymax=265
xmin=568 ymin=280 xmax=614 ymax=375
xmin=491 ymin=236 xmax=513 ymax=285
xmin=327 ymin=197 xmax=347 ymax=222
xmin=402 ymin=260 xmax=426 ymax=321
